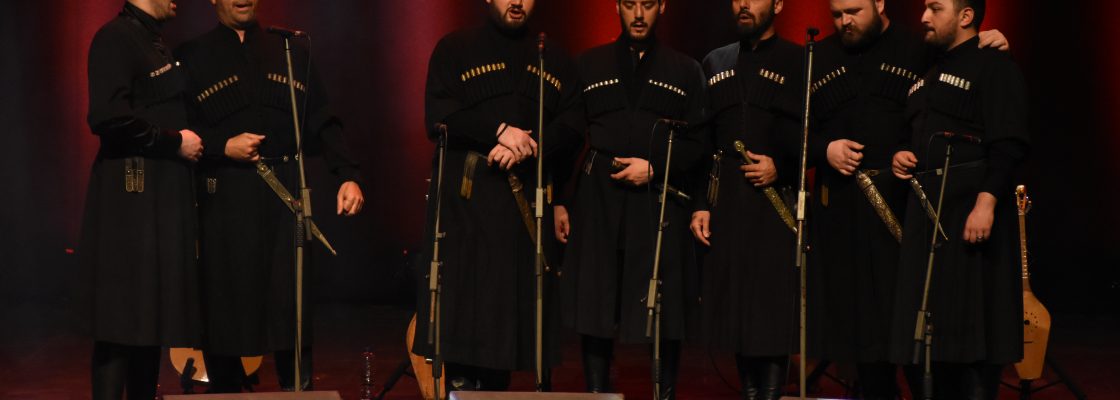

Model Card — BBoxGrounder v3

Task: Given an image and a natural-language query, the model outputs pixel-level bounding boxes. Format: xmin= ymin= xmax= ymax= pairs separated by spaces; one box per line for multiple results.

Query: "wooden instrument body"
xmin=169 ymin=348 xmax=263 ymax=383
xmin=408 ymin=314 xmax=446 ymax=400
xmin=1013 ymin=185 xmax=1051 ymax=380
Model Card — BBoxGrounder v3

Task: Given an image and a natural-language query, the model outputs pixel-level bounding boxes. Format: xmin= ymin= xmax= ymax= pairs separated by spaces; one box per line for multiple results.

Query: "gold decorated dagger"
xmin=256 ymin=161 xmax=337 ymax=256
xmin=855 ymin=170 xmax=903 ymax=243
xmin=734 ymin=140 xmax=797 ymax=233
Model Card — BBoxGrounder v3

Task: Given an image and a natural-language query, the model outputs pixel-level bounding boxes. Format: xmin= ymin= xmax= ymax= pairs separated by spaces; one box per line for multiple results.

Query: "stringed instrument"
xmin=168 ymin=348 xmax=263 ymax=383
xmin=1012 ymin=185 xmax=1051 ymax=380
xmin=408 ymin=313 xmax=446 ymax=400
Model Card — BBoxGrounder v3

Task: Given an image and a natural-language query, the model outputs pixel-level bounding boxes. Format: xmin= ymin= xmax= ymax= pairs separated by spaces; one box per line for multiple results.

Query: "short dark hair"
xmin=954 ymin=0 xmax=986 ymax=29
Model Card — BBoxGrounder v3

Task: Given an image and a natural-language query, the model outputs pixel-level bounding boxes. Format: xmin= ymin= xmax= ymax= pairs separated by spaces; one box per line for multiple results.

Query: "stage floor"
xmin=2 ymin=302 xmax=1116 ymax=399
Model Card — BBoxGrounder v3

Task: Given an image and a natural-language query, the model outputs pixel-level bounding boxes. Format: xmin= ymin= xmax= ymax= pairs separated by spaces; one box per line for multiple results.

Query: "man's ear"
xmin=774 ymin=0 xmax=785 ymax=16
xmin=959 ymin=6 xmax=975 ymax=29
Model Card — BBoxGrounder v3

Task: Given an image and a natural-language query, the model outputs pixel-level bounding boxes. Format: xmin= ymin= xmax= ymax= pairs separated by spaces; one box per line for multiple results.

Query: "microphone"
xmin=538 ymin=32 xmax=546 ymax=54
xmin=657 ymin=118 xmax=688 ymax=128
xmin=433 ymin=123 xmax=448 ymax=134
xmin=935 ymin=131 xmax=982 ymax=144
xmin=807 ymin=27 xmax=820 ymax=37
xmin=267 ymin=26 xmax=307 ymax=38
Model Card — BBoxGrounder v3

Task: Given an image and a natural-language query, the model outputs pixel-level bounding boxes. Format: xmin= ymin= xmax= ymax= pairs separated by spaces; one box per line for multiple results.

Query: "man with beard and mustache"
xmin=689 ymin=1 xmax=803 ymax=398
xmin=83 ymin=0 xmax=203 ymax=398
xmin=414 ymin=0 xmax=584 ymax=392
xmin=554 ymin=1 xmax=706 ymax=397
xmin=175 ymin=0 xmax=365 ymax=392
xmin=805 ymin=1 xmax=1007 ymax=398
xmin=887 ymin=0 xmax=1028 ymax=398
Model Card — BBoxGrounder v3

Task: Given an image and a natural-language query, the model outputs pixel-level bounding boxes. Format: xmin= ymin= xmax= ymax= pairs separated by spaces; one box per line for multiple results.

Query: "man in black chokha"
xmin=82 ymin=0 xmax=203 ymax=398
xmin=415 ymin=0 xmax=585 ymax=392
xmin=888 ymin=0 xmax=1029 ymax=398
xmin=175 ymin=0 xmax=364 ymax=392
xmin=805 ymin=0 xmax=1007 ymax=397
xmin=690 ymin=1 xmax=804 ymax=398
xmin=554 ymin=0 xmax=706 ymax=398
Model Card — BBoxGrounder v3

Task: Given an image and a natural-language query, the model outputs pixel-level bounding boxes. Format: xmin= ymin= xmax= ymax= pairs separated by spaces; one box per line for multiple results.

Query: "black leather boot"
xmin=933 ymin=362 xmax=965 ymax=400
xmin=962 ymin=363 xmax=1002 ymax=400
xmin=476 ymin=366 xmax=512 ymax=391
xmin=758 ymin=357 xmax=784 ymax=400
xmin=204 ymin=353 xmax=247 ymax=393
xmin=857 ymin=362 xmax=898 ymax=399
xmin=735 ymin=354 xmax=759 ymax=400
xmin=582 ymin=335 xmax=613 ymax=393
xmin=276 ymin=347 xmax=313 ymax=391
xmin=445 ymin=362 xmax=480 ymax=392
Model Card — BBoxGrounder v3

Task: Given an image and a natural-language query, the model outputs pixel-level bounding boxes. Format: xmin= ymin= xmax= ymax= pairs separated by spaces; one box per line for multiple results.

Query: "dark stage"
xmin=2 ymin=0 xmax=1120 ymax=399
xmin=1 ymin=303 xmax=1117 ymax=399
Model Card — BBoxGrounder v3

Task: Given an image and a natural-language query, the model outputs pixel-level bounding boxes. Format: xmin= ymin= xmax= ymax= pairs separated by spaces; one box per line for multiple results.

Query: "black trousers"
xmin=91 ymin=341 xmax=161 ymax=400
xmin=444 ymin=362 xmax=512 ymax=392
xmin=735 ymin=355 xmax=785 ymax=400
xmin=582 ymin=334 xmax=681 ymax=399
xmin=205 ymin=347 xmax=312 ymax=392
xmin=858 ymin=362 xmax=899 ymax=399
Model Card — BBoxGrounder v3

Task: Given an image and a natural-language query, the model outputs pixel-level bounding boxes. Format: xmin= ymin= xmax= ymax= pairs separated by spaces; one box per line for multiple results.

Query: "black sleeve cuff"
xmin=809 ymin=135 xmax=829 ymax=169
xmin=201 ymin=131 xmax=227 ymax=159
xmin=144 ymin=128 xmax=182 ymax=158
xmin=980 ymin=139 xmax=1028 ymax=200
xmin=444 ymin=111 xmax=499 ymax=147
xmin=335 ymin=165 xmax=363 ymax=185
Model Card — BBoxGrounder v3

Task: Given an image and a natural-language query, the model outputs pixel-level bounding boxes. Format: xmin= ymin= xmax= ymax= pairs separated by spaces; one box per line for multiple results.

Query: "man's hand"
xmin=610 ymin=157 xmax=653 ymax=186
xmin=178 ymin=129 xmax=203 ymax=162
xmin=826 ymin=139 xmax=865 ymax=176
xmin=978 ymin=29 xmax=1010 ymax=51
xmin=225 ymin=132 xmax=265 ymax=163
xmin=892 ymin=151 xmax=918 ymax=179
xmin=336 ymin=181 xmax=364 ymax=216
xmin=554 ymin=205 xmax=570 ymax=243
xmin=497 ymin=123 xmax=537 ymax=161
xmin=963 ymin=192 xmax=996 ymax=244
xmin=487 ymin=144 xmax=518 ymax=170
xmin=741 ymin=151 xmax=777 ymax=187
xmin=690 ymin=211 xmax=711 ymax=246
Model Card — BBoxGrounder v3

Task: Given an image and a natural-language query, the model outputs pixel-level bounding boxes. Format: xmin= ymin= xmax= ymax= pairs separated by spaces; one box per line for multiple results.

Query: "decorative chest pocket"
xmin=194 ymin=74 xmax=249 ymax=126
xmin=583 ymin=78 xmax=625 ymax=117
xmin=639 ymin=79 xmax=688 ymax=119
xmin=134 ymin=63 xmax=186 ymax=108
xmin=262 ymin=72 xmax=309 ymax=113
xmin=462 ymin=62 xmax=513 ymax=107
xmin=928 ymin=72 xmax=979 ymax=123
xmin=811 ymin=66 xmax=855 ymax=116
xmin=520 ymin=64 xmax=562 ymax=113
xmin=873 ymin=63 xmax=919 ymax=106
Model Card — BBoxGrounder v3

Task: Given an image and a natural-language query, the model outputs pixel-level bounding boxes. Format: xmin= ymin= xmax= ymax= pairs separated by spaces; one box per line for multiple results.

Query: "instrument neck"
xmin=1019 ymin=213 xmax=1031 ymax=292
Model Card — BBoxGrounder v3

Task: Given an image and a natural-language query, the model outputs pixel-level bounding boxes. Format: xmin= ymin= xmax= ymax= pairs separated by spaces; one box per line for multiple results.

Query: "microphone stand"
xmin=280 ymin=33 xmax=313 ymax=393
xmin=534 ymin=32 xmax=549 ymax=392
xmin=795 ymin=27 xmax=819 ymax=400
xmin=645 ymin=120 xmax=678 ymax=400
xmin=427 ymin=124 xmax=449 ymax=399
xmin=912 ymin=132 xmax=960 ymax=400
